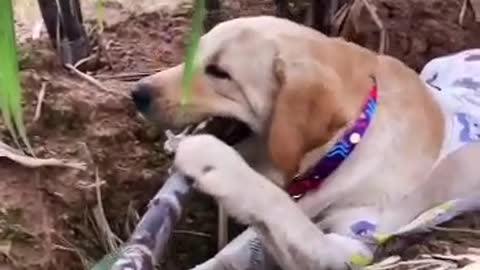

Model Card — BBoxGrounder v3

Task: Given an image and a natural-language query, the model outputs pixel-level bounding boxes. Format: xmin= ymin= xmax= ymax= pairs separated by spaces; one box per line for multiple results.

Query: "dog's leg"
xmin=175 ymin=135 xmax=372 ymax=270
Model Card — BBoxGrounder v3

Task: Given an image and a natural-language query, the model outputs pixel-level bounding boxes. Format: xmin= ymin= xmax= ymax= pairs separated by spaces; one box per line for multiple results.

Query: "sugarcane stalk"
xmin=111 ymin=172 xmax=193 ymax=270
xmin=37 ymin=0 xmax=91 ymax=66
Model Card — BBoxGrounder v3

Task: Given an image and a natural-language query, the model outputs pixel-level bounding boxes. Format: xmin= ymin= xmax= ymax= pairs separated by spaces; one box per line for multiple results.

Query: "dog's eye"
xmin=205 ymin=64 xmax=231 ymax=80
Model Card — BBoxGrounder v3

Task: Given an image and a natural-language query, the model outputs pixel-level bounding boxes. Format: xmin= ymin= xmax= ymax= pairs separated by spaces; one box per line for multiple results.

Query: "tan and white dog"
xmin=131 ymin=16 xmax=480 ymax=270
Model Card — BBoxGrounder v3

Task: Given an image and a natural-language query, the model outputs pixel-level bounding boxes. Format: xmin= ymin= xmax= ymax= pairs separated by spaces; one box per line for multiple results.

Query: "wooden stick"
xmin=33 ymin=82 xmax=47 ymax=122
xmin=111 ymin=172 xmax=193 ymax=270
xmin=64 ymin=64 xmax=129 ymax=98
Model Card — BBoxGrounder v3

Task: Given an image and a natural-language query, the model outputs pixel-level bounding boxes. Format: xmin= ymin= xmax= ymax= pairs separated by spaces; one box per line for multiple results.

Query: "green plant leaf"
xmin=0 ymin=0 xmax=32 ymax=153
xmin=181 ymin=0 xmax=206 ymax=106
xmin=96 ymin=0 xmax=105 ymax=33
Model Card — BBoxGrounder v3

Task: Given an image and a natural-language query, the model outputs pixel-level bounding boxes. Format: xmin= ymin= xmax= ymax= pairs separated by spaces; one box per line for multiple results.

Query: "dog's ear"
xmin=268 ymin=57 xmax=349 ymax=180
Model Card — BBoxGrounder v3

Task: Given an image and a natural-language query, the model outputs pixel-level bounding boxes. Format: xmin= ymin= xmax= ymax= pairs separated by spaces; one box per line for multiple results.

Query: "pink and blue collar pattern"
xmin=287 ymin=85 xmax=378 ymax=199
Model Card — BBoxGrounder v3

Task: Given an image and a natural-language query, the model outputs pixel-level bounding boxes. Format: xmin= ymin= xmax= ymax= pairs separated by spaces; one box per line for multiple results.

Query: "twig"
xmin=73 ymin=54 xmax=97 ymax=69
xmin=174 ymin=229 xmax=212 ymax=238
xmin=366 ymin=258 xmax=456 ymax=270
xmin=331 ymin=1 xmax=352 ymax=36
xmin=459 ymin=0 xmax=469 ymax=26
xmin=64 ymin=63 xmax=129 ymax=98
xmin=76 ymin=179 xmax=106 ymax=189
xmin=124 ymin=201 xmax=140 ymax=237
xmin=93 ymin=168 xmax=123 ymax=252
xmin=95 ymin=69 xmax=164 ymax=82
xmin=97 ymin=36 xmax=114 ymax=70
xmin=424 ymin=253 xmax=480 ymax=262
xmin=433 ymin=226 xmax=480 ymax=235
xmin=360 ymin=0 xmax=387 ymax=54
xmin=33 ymin=82 xmax=47 ymax=122
xmin=218 ymin=205 xmax=228 ymax=250
xmin=0 ymin=141 xmax=86 ymax=170
xmin=53 ymin=234 xmax=92 ymax=269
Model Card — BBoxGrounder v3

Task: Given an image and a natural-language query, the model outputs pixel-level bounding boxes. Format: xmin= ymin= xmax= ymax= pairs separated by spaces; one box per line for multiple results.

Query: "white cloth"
xmin=420 ymin=49 xmax=480 ymax=161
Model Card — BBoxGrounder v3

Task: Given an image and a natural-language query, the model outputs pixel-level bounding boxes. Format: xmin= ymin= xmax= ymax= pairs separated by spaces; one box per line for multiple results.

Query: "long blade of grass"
xmin=181 ymin=0 xmax=206 ymax=106
xmin=0 ymin=0 xmax=32 ymax=153
xmin=96 ymin=0 xmax=105 ymax=33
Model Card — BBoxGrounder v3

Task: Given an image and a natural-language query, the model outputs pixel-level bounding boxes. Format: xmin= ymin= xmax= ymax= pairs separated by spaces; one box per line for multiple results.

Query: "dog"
xmin=131 ymin=16 xmax=480 ymax=269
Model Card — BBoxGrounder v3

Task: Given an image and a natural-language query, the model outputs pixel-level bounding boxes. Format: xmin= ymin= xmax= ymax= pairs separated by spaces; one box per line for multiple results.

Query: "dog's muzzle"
xmin=131 ymin=83 xmax=154 ymax=113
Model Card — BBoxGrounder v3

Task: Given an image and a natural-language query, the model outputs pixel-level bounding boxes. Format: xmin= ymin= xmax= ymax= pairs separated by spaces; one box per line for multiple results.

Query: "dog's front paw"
xmin=174 ymin=134 xmax=247 ymax=197
xmin=174 ymin=134 xmax=269 ymax=224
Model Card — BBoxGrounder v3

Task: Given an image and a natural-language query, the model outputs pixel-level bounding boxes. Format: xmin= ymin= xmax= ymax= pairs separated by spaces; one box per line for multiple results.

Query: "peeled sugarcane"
xmin=111 ymin=172 xmax=193 ymax=270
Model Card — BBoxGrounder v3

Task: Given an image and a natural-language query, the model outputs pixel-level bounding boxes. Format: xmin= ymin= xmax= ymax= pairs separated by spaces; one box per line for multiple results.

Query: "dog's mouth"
xmin=186 ymin=116 xmax=253 ymax=146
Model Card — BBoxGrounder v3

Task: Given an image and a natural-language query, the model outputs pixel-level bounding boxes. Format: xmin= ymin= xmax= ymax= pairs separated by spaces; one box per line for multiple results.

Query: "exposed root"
xmin=0 ymin=141 xmax=86 ymax=170
xmin=92 ymin=168 xmax=123 ymax=252
xmin=64 ymin=64 xmax=129 ymax=99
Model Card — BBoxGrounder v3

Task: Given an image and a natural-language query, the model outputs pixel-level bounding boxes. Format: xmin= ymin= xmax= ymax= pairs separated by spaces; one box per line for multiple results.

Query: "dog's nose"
xmin=131 ymin=83 xmax=153 ymax=112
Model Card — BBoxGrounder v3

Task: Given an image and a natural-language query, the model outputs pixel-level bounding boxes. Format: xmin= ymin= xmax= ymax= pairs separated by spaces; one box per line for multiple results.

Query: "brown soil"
xmin=1 ymin=0 xmax=480 ymax=269
xmin=343 ymin=0 xmax=480 ymax=71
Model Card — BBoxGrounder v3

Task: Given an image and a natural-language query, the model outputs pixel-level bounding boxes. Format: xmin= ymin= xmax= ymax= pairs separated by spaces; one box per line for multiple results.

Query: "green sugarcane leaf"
xmin=181 ymin=0 xmax=206 ymax=106
xmin=0 ymin=0 xmax=31 ymax=152
xmin=96 ymin=0 xmax=105 ymax=33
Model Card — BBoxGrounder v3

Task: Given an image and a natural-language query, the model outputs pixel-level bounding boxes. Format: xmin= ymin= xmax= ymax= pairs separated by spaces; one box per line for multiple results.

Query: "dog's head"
xmin=131 ymin=16 xmax=377 ymax=180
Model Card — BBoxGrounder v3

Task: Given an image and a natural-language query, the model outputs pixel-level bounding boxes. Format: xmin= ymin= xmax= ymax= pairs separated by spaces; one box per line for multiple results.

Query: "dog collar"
xmin=287 ymin=85 xmax=378 ymax=199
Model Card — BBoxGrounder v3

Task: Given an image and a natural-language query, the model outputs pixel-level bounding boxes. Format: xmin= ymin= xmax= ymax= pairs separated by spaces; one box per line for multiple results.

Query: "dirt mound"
xmin=1 ymin=0 xmax=480 ymax=269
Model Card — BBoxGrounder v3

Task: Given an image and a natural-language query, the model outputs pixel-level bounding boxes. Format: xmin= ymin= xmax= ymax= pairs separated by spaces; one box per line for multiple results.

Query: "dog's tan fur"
xmin=134 ymin=16 xmax=480 ymax=269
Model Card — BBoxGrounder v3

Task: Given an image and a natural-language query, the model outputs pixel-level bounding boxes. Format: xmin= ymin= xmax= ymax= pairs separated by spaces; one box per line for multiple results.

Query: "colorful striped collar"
xmin=287 ymin=85 xmax=378 ymax=199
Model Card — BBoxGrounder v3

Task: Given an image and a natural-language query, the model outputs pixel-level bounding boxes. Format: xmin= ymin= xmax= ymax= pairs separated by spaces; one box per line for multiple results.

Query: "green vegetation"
xmin=181 ymin=0 xmax=206 ymax=106
xmin=0 ymin=0 xmax=32 ymax=153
